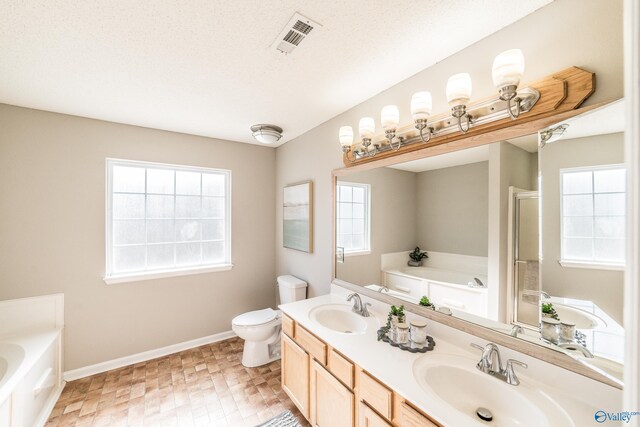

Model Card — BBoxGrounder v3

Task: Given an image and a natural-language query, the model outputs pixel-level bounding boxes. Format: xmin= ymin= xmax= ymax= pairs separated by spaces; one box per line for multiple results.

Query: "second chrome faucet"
xmin=471 ymin=342 xmax=528 ymax=386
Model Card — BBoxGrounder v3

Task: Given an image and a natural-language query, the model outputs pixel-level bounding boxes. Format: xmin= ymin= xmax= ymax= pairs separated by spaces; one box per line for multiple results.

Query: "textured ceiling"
xmin=0 ymin=0 xmax=552 ymax=146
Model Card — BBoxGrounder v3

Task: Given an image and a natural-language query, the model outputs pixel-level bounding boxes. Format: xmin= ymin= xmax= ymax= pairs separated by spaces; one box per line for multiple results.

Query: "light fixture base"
xmin=250 ymin=124 xmax=283 ymax=144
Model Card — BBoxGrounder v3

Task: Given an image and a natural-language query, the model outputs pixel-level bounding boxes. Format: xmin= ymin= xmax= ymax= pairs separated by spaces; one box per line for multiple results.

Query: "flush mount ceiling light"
xmin=250 ymin=124 xmax=283 ymax=144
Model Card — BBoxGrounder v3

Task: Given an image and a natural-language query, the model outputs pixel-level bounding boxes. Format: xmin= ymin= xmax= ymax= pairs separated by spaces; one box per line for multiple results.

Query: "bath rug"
xmin=256 ymin=410 xmax=302 ymax=427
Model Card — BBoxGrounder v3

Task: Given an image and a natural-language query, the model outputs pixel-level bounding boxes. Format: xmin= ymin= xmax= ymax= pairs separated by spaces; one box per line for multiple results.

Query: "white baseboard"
xmin=63 ymin=330 xmax=236 ymax=381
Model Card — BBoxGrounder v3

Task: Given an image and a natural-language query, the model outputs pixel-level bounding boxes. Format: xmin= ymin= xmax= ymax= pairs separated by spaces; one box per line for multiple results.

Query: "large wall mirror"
xmin=333 ymin=99 xmax=625 ymax=386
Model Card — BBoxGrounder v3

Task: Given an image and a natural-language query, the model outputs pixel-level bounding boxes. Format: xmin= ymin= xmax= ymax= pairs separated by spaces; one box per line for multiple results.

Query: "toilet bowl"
xmin=232 ymin=308 xmax=283 ymax=367
xmin=232 ymin=275 xmax=307 ymax=367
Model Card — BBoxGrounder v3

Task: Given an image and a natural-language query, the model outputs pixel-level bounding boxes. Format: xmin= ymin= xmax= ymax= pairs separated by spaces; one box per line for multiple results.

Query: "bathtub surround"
xmin=0 ymin=104 xmax=277 ymax=372
xmin=0 ymin=294 xmax=64 ymax=427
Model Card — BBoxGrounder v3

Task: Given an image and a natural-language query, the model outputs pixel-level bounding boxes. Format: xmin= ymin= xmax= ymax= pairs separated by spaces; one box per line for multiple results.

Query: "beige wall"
xmin=540 ymin=133 xmax=625 ymax=324
xmin=0 ymin=104 xmax=276 ymax=370
xmin=336 ymin=168 xmax=417 ymax=285
xmin=416 ymin=162 xmax=489 ymax=257
xmin=276 ymin=0 xmax=624 ymax=298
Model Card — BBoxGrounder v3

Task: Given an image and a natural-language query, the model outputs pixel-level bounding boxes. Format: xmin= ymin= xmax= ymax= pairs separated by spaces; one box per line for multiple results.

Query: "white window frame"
xmin=559 ymin=163 xmax=626 ymax=270
xmin=336 ymin=182 xmax=371 ymax=257
xmin=104 ymin=158 xmax=232 ymax=284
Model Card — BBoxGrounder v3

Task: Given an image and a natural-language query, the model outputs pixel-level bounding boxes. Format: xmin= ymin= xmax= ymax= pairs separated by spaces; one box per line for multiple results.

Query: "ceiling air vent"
xmin=272 ymin=12 xmax=321 ymax=54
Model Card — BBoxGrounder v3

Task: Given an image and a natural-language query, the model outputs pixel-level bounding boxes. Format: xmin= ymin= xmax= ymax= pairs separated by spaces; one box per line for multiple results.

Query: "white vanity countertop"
xmin=279 ymin=291 xmax=614 ymax=427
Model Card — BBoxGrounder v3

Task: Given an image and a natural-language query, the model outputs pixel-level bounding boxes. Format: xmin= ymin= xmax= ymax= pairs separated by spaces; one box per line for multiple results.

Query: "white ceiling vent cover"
xmin=272 ymin=12 xmax=321 ymax=54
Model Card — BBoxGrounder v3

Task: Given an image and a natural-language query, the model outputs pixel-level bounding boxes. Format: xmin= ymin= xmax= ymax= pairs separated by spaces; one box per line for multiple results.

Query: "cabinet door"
xmin=358 ymin=402 xmax=391 ymax=427
xmin=282 ymin=334 xmax=310 ymax=419
xmin=398 ymin=402 xmax=438 ymax=427
xmin=310 ymin=360 xmax=354 ymax=427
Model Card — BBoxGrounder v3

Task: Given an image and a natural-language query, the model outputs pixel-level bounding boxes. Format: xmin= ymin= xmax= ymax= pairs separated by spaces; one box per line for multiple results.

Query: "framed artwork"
xmin=283 ymin=181 xmax=313 ymax=253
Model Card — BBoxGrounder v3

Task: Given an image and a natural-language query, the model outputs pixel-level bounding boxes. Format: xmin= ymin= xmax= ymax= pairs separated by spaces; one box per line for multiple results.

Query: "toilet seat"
xmin=232 ymin=308 xmax=281 ymax=327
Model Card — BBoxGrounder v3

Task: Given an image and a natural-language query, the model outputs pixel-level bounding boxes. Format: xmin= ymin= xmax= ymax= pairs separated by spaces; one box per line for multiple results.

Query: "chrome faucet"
xmin=471 ymin=342 xmax=528 ymax=386
xmin=467 ymin=277 xmax=486 ymax=288
xmin=558 ymin=342 xmax=594 ymax=358
xmin=510 ymin=325 xmax=525 ymax=337
xmin=347 ymin=293 xmax=371 ymax=317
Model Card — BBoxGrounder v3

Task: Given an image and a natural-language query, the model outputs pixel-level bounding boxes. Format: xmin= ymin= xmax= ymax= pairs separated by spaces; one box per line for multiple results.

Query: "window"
xmin=105 ymin=159 xmax=231 ymax=283
xmin=560 ymin=165 xmax=626 ymax=268
xmin=336 ymin=182 xmax=370 ymax=255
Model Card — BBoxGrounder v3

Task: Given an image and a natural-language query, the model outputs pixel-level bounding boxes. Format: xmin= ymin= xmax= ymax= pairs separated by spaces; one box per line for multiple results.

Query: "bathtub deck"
xmin=45 ymin=337 xmax=309 ymax=426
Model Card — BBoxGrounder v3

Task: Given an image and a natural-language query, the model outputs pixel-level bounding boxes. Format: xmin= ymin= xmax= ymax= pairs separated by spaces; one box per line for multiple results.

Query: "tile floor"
xmin=45 ymin=337 xmax=310 ymax=427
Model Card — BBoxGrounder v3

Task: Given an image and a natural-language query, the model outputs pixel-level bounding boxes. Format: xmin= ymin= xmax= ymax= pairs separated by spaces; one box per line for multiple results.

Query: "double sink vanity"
xmin=279 ymin=285 xmax=619 ymax=427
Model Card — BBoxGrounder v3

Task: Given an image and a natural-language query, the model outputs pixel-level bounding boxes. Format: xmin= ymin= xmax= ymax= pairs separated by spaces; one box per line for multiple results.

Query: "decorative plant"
xmin=382 ymin=304 xmax=406 ymax=335
xmin=419 ymin=296 xmax=433 ymax=307
xmin=409 ymin=247 xmax=429 ymax=262
xmin=390 ymin=304 xmax=405 ymax=317
xmin=541 ymin=302 xmax=559 ymax=320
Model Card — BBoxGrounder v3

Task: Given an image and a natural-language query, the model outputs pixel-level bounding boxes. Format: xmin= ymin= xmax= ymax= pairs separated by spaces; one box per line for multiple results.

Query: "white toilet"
xmin=232 ymin=275 xmax=307 ymax=367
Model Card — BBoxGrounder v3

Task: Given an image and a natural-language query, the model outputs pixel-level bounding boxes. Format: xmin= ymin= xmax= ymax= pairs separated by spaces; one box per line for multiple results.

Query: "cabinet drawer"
xmin=359 ymin=402 xmax=391 ymax=427
xmin=398 ymin=402 xmax=438 ymax=427
xmin=328 ymin=349 xmax=354 ymax=389
xmin=358 ymin=371 xmax=393 ymax=420
xmin=295 ymin=325 xmax=327 ymax=365
xmin=282 ymin=314 xmax=295 ymax=338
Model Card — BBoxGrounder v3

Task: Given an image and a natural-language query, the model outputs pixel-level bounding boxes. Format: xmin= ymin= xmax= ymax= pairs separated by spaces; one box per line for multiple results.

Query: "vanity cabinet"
xmin=358 ymin=402 xmax=391 ymax=427
xmin=282 ymin=334 xmax=310 ymax=419
xmin=397 ymin=402 xmax=438 ymax=427
xmin=282 ymin=314 xmax=442 ymax=427
xmin=310 ymin=360 xmax=355 ymax=426
xmin=283 ymin=318 xmax=355 ymax=426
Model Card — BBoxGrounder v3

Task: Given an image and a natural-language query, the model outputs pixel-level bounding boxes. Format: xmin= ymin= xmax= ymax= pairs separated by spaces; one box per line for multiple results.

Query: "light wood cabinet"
xmin=295 ymin=325 xmax=328 ymax=365
xmin=359 ymin=402 xmax=392 ymax=427
xmin=283 ymin=314 xmax=295 ymax=338
xmin=397 ymin=402 xmax=438 ymax=427
xmin=310 ymin=360 xmax=355 ymax=427
xmin=358 ymin=370 xmax=393 ymax=420
xmin=281 ymin=315 xmax=442 ymax=427
xmin=282 ymin=334 xmax=310 ymax=419
xmin=328 ymin=349 xmax=354 ymax=389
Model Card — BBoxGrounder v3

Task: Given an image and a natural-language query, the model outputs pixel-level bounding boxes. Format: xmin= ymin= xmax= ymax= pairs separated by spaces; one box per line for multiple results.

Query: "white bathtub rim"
xmin=0 ymin=328 xmax=62 ymax=405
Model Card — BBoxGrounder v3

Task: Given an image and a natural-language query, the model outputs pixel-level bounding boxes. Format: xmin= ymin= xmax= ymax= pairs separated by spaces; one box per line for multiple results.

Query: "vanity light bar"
xmin=339 ymin=49 xmax=539 ymax=163
xmin=346 ymin=88 xmax=540 ymax=161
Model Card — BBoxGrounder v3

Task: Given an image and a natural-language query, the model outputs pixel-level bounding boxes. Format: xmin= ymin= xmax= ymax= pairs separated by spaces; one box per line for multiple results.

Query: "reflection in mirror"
xmin=334 ymin=99 xmax=625 ymax=384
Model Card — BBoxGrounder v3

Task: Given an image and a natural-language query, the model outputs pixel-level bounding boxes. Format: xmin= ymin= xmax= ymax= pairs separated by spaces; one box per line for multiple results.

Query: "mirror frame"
xmin=331 ymin=100 xmax=623 ymax=389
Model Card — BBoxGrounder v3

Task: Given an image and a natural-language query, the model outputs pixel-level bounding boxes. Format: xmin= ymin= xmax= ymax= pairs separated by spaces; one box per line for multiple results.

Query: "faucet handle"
xmin=361 ymin=302 xmax=372 ymax=317
xmin=470 ymin=343 xmax=485 ymax=352
xmin=504 ymin=359 xmax=528 ymax=386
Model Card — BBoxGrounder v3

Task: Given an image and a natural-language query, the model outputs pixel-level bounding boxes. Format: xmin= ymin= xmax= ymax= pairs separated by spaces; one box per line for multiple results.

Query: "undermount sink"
xmin=413 ymin=354 xmax=573 ymax=427
xmin=308 ymin=304 xmax=371 ymax=334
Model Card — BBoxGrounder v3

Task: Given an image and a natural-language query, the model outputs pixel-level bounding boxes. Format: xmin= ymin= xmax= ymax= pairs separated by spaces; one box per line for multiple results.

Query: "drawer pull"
xmin=33 ymin=367 xmax=53 ymax=397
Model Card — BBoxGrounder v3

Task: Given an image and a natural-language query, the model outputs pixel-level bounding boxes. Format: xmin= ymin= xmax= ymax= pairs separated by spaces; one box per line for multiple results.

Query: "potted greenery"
xmin=541 ymin=302 xmax=559 ymax=320
xmin=408 ymin=247 xmax=428 ymax=267
xmin=419 ymin=296 xmax=435 ymax=310
xmin=387 ymin=304 xmax=405 ymax=329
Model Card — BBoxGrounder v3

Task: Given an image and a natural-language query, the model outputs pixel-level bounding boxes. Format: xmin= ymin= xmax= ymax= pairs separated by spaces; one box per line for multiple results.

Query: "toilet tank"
xmin=277 ymin=275 xmax=307 ymax=304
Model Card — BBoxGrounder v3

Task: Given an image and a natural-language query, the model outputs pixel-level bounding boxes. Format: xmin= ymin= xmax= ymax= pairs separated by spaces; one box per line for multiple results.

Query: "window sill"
xmin=104 ymin=264 xmax=234 ymax=285
xmin=558 ymin=260 xmax=625 ymax=271
xmin=344 ymin=250 xmax=371 ymax=258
